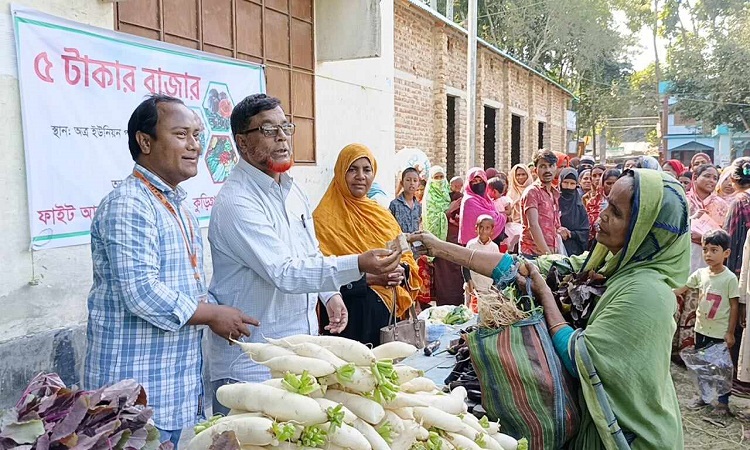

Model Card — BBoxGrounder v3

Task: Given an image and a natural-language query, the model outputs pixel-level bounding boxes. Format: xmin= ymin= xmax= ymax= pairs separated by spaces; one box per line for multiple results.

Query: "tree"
xmin=666 ymin=2 xmax=750 ymax=131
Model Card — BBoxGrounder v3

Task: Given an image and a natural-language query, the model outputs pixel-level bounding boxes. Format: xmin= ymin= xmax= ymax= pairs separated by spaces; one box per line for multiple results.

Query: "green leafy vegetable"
xmin=479 ymin=416 xmax=489 ymax=429
xmin=444 ymin=305 xmax=473 ymax=325
xmin=376 ymin=422 xmax=394 ymax=444
xmin=300 ymin=425 xmax=327 ymax=448
xmin=370 ymin=360 xmax=400 ymax=403
xmin=427 ymin=431 xmax=443 ymax=450
xmin=336 ymin=363 xmax=356 ymax=383
xmin=281 ymin=371 xmax=319 ymax=395
xmin=194 ymin=414 xmax=223 ymax=434
xmin=326 ymin=405 xmax=344 ymax=434
xmin=271 ymin=421 xmax=296 ymax=442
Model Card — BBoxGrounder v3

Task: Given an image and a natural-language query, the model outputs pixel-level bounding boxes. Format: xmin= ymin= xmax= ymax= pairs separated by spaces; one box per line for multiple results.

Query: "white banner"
xmin=12 ymin=6 xmax=265 ymax=250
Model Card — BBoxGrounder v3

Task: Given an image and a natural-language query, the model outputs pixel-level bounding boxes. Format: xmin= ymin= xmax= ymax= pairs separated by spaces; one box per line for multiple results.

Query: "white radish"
xmin=263 ymin=376 xmax=323 ymax=397
xmin=383 ymin=392 xmax=428 ymax=409
xmin=372 ymin=342 xmax=418 ymax=361
xmin=391 ymin=407 xmax=414 ymax=421
xmin=266 ymin=335 xmax=376 ymax=366
xmin=277 ymin=341 xmax=350 ymax=368
xmin=413 ymin=407 xmax=476 ymax=437
xmin=462 ymin=413 xmax=485 ymax=433
xmin=416 ymin=426 xmax=429 ymax=441
xmin=439 ymin=437 xmax=456 ymax=450
xmin=451 ymin=386 xmax=468 ymax=401
xmin=411 ymin=391 xmax=467 ymax=415
xmin=324 ymin=389 xmax=385 ymax=425
xmin=313 ymin=398 xmax=358 ymax=424
xmin=492 ymin=433 xmax=521 ymax=450
xmin=269 ymin=444 xmax=321 ymax=450
xmin=400 ymin=377 xmax=438 ymax=393
xmin=478 ymin=432 xmax=504 ymax=450
xmin=467 ymin=414 xmax=501 ymax=435
xmin=393 ymin=365 xmax=423 ymax=383
xmin=234 ymin=342 xmax=295 ymax=362
xmin=353 ymin=418 xmax=390 ymax=450
xmin=390 ymin=420 xmax=420 ymax=450
xmin=320 ymin=366 xmax=377 ymax=393
xmin=326 ymin=422 xmax=371 ymax=450
xmin=446 ymin=432 xmax=483 ymax=450
xmin=381 ymin=411 xmax=406 ymax=435
xmin=187 ymin=415 xmax=276 ymax=450
xmin=262 ymin=378 xmax=285 ymax=389
xmin=216 ymin=383 xmax=327 ymax=425
xmin=261 ymin=355 xmax=337 ymax=377
xmin=228 ymin=408 xmax=259 ymax=417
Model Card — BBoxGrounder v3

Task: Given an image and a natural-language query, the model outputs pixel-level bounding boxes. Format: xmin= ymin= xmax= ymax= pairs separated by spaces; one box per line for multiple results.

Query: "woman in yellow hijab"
xmin=314 ymin=144 xmax=422 ymax=346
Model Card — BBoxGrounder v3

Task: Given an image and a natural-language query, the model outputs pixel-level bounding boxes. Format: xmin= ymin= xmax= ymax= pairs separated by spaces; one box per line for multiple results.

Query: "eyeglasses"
xmin=242 ymin=123 xmax=296 ymax=138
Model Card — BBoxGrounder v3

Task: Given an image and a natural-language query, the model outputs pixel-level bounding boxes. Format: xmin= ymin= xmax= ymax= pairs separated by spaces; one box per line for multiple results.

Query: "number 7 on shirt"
xmin=705 ymin=293 xmax=723 ymax=320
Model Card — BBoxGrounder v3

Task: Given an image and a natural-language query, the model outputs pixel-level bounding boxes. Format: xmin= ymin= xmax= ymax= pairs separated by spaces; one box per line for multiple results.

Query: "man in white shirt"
xmin=207 ymin=94 xmax=401 ymax=415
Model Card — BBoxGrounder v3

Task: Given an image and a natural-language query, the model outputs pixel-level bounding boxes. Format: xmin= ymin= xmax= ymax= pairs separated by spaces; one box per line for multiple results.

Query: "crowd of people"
xmin=82 ymin=91 xmax=750 ymax=448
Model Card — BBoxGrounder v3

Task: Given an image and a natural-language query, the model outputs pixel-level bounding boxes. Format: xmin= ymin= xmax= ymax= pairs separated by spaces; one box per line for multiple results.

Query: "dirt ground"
xmin=673 ymin=363 xmax=750 ymax=449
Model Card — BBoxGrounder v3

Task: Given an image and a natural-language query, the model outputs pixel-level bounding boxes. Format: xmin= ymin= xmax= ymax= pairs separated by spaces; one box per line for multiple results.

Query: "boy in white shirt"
xmin=675 ymin=229 xmax=740 ymax=415
xmin=464 ymin=215 xmax=500 ymax=307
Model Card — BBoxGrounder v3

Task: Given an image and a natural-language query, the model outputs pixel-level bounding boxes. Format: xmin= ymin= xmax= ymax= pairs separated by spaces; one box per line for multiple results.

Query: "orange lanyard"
xmin=134 ymin=170 xmax=202 ymax=290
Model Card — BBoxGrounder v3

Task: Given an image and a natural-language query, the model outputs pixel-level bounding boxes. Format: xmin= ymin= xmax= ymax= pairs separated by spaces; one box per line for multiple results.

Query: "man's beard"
xmin=266 ymin=157 xmax=294 ymax=173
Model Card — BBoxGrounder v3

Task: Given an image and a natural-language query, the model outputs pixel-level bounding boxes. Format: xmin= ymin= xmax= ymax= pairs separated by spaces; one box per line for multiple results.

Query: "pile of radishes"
xmin=188 ymin=336 xmax=527 ymax=450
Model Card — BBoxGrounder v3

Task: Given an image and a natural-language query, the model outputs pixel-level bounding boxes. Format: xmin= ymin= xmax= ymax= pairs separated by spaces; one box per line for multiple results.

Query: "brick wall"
xmin=393 ymin=0 xmax=572 ymax=175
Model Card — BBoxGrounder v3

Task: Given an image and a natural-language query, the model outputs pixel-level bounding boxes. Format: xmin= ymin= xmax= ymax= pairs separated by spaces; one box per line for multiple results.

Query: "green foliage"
xmin=666 ymin=4 xmax=750 ymax=131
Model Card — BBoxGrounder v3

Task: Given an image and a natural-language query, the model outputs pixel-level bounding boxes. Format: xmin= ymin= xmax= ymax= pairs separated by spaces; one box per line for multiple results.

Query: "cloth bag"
xmin=467 ymin=312 xmax=580 ymax=449
xmin=380 ymin=287 xmax=427 ymax=348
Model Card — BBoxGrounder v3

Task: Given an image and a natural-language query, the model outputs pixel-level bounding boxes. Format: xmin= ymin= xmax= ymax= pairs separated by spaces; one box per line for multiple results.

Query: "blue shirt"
xmin=389 ymin=194 xmax=422 ymax=233
xmin=207 ymin=159 xmax=362 ymax=383
xmin=84 ymin=164 xmax=207 ymax=430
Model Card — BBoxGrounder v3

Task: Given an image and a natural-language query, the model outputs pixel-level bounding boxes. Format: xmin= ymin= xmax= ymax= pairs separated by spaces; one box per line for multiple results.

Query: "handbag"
xmin=380 ymin=287 xmax=427 ymax=348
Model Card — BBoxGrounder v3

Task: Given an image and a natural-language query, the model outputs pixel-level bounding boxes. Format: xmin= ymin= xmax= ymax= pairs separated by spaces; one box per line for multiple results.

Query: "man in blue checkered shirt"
xmin=84 ymin=95 xmax=259 ymax=447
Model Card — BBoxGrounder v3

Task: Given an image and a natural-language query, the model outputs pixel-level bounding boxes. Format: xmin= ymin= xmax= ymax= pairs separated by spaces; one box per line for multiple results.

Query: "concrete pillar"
xmin=527 ymin=73 xmax=536 ymax=160
xmin=501 ymin=61 xmax=511 ymax=170
xmin=432 ymin=23 xmax=448 ymax=168
xmin=545 ymin=84 xmax=553 ymax=151
xmin=475 ymin=51 xmax=485 ymax=168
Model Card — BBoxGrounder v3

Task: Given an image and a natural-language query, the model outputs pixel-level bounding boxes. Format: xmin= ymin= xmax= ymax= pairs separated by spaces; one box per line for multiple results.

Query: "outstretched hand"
xmin=325 ymin=295 xmax=349 ymax=334
xmin=359 ymin=249 xmax=401 ymax=275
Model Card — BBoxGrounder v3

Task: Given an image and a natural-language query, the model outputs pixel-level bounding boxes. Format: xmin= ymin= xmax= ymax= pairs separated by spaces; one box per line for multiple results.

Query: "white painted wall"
xmin=299 ymin=0 xmax=396 ymax=207
xmin=0 ymin=1 xmax=114 ymax=344
xmin=0 ymin=0 xmax=397 ymax=344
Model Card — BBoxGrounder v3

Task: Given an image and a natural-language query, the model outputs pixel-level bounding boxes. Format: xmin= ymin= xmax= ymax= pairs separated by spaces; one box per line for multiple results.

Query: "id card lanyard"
xmin=134 ymin=170 xmax=204 ymax=294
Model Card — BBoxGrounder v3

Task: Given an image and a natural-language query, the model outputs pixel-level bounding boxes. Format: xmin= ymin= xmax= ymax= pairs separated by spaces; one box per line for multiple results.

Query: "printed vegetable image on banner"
xmin=12 ymin=6 xmax=265 ymax=249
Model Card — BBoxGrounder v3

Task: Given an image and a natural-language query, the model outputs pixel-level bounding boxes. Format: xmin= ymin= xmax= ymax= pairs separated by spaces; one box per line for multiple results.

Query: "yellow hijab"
xmin=313 ymin=143 xmax=421 ymax=317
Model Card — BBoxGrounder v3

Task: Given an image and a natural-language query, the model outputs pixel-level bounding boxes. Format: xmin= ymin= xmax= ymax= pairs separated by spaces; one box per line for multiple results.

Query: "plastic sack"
xmin=680 ymin=343 xmax=733 ymax=404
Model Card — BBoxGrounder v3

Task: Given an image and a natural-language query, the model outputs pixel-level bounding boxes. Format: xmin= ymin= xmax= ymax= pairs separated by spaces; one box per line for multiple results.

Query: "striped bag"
xmin=467 ymin=312 xmax=579 ymax=450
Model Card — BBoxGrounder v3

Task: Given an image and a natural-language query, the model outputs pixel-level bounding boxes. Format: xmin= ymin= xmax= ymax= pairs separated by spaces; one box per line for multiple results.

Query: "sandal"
xmin=688 ymin=398 xmax=708 ymax=410
xmin=710 ymin=404 xmax=732 ymax=417
xmin=702 ymin=415 xmax=727 ymax=428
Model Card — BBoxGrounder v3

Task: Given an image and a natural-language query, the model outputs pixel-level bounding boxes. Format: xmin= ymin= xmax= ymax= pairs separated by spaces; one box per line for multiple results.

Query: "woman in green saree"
xmin=408 ymin=169 xmax=689 ymax=449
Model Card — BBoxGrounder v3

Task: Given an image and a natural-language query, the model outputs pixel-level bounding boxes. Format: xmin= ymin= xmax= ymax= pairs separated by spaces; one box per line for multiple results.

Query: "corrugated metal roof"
xmin=405 ymin=0 xmax=576 ymax=99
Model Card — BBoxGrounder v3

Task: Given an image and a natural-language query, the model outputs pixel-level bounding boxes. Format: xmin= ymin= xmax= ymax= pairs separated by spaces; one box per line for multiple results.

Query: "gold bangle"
xmin=468 ymin=249 xmax=477 ymax=267
xmin=548 ymin=321 xmax=568 ymax=332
